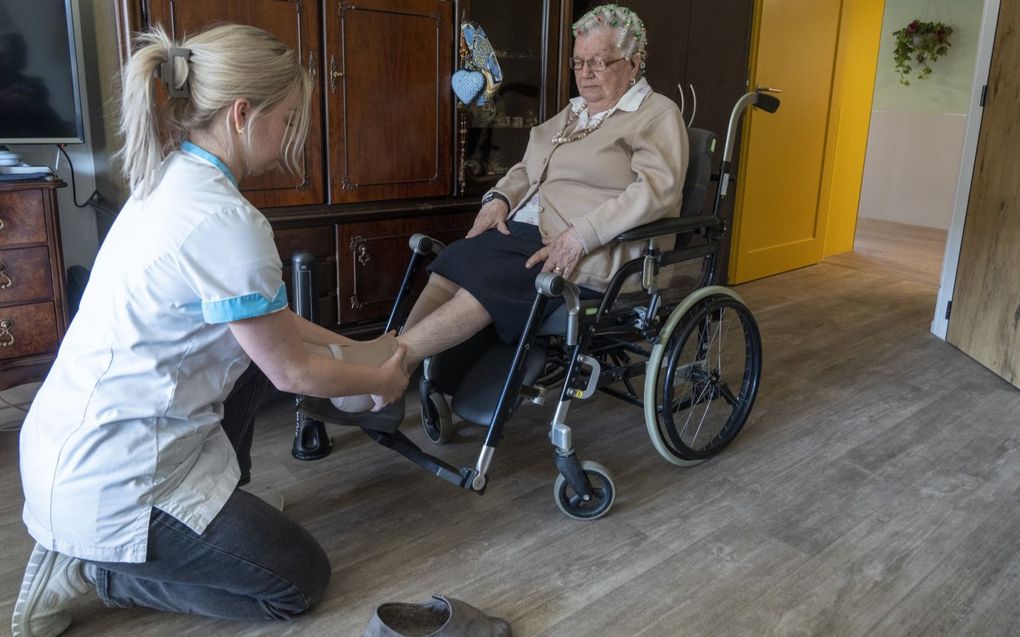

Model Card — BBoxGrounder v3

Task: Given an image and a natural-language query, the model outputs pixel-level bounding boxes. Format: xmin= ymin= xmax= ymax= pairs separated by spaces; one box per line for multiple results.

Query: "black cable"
xmin=56 ymin=144 xmax=99 ymax=208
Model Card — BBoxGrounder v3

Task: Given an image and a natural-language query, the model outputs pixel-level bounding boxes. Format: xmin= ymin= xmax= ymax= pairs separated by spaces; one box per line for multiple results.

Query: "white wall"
xmin=858 ymin=0 xmax=985 ymax=230
xmin=858 ymin=111 xmax=965 ymax=229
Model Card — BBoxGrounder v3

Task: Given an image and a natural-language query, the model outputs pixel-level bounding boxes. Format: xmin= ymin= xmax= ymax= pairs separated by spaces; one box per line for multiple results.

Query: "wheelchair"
xmin=295 ymin=90 xmax=779 ymax=520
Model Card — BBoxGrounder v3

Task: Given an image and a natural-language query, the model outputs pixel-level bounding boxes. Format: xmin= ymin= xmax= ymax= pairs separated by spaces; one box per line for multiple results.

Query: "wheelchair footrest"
xmin=362 ymin=428 xmax=480 ymax=493
xmin=297 ymin=396 xmax=405 ymax=434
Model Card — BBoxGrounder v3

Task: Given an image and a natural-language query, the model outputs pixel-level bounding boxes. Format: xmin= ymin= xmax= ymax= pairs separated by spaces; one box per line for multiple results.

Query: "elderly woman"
xmin=396 ymin=4 xmax=688 ymax=370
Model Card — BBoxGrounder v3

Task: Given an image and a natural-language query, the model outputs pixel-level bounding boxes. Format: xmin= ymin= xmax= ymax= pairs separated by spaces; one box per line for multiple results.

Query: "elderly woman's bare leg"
xmin=398 ymin=287 xmax=493 ymax=373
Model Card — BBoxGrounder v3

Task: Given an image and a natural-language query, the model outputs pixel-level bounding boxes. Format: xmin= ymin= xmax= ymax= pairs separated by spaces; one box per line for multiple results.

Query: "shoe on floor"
xmin=12 ymin=543 xmax=91 ymax=637
xmin=363 ymin=595 xmax=511 ymax=637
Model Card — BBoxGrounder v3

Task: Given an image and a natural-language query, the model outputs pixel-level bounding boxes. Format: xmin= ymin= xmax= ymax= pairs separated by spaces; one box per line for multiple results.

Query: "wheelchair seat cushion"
xmin=538 ymin=298 xmax=603 ymax=337
xmin=451 ymin=338 xmax=548 ymax=427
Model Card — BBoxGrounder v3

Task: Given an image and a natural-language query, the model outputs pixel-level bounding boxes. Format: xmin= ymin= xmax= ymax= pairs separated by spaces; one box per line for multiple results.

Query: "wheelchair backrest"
xmin=679 ymin=127 xmax=717 ymax=219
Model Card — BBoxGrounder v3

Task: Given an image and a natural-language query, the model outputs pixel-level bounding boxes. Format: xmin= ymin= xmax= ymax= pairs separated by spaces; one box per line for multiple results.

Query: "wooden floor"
xmin=825 ymin=217 xmax=948 ymax=287
xmin=5 ymin=221 xmax=1020 ymax=636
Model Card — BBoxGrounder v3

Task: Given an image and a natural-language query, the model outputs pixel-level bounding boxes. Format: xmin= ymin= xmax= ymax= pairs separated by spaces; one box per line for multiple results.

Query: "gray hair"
xmin=117 ymin=24 xmax=312 ymax=197
xmin=572 ymin=4 xmax=648 ymax=59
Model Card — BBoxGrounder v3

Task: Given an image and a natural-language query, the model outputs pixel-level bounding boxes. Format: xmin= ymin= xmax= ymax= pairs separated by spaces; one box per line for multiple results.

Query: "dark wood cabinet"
xmin=456 ymin=0 xmax=568 ymax=195
xmin=0 ymin=181 xmax=70 ymax=390
xmin=336 ymin=211 xmax=470 ymax=324
xmin=148 ymin=0 xmax=326 ymax=208
xmin=326 ymin=0 xmax=453 ymax=203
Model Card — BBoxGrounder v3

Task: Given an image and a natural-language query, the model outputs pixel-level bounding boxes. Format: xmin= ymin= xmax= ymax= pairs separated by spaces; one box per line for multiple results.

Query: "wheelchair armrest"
xmin=409 ymin=233 xmax=446 ymax=256
xmin=614 ymin=215 xmax=722 ymax=242
xmin=536 ymin=272 xmax=581 ymax=346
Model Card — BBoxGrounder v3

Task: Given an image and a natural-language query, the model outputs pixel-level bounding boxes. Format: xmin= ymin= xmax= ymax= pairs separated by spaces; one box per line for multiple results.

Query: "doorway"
xmin=840 ymin=0 xmax=986 ymax=298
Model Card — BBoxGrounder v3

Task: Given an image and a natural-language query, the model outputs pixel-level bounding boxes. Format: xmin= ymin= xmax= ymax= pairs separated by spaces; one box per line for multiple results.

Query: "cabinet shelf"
xmin=468 ymin=124 xmax=534 ymax=130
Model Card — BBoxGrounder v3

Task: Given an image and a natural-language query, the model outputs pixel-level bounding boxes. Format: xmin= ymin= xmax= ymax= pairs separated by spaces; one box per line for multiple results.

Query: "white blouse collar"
xmin=568 ymin=77 xmax=652 ymax=130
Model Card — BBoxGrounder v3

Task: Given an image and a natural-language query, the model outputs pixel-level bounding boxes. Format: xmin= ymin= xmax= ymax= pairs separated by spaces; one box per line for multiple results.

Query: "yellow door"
xmin=730 ymin=0 xmax=875 ymax=283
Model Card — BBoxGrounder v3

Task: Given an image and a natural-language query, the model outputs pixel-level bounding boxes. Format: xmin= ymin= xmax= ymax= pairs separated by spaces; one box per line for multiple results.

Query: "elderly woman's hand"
xmin=466 ymin=199 xmax=511 ymax=238
xmin=526 ymin=226 xmax=586 ymax=278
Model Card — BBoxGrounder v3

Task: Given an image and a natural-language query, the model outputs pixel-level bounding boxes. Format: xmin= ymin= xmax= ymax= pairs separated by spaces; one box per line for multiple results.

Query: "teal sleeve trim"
xmin=202 ymin=283 xmax=288 ymax=324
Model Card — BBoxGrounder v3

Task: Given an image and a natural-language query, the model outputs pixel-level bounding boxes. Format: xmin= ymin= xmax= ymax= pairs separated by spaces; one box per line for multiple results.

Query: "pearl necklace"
xmin=551 ymin=108 xmax=613 ymax=145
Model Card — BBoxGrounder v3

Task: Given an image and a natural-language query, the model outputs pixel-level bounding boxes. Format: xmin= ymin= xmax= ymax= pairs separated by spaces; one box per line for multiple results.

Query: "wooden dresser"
xmin=0 ymin=180 xmax=69 ymax=390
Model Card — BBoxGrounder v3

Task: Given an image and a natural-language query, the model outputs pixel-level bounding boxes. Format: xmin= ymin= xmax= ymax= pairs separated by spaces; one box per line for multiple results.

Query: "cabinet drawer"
xmin=274 ymin=226 xmax=334 ymax=261
xmin=0 ymin=302 xmax=59 ymax=361
xmin=0 ymin=190 xmax=48 ymax=246
xmin=0 ymin=246 xmax=53 ymax=305
xmin=337 ymin=212 xmax=473 ymax=324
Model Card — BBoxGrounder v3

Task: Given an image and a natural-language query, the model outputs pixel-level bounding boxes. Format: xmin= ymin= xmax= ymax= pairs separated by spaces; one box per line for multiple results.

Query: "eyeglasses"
xmin=569 ymin=56 xmax=629 ymax=72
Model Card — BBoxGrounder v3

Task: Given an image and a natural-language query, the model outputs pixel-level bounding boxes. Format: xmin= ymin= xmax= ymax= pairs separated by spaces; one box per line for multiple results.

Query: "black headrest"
xmin=680 ymin=128 xmax=717 ymax=218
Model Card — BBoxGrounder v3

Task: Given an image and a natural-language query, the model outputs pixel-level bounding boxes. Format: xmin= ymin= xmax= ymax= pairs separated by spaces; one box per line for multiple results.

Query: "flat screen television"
xmin=0 ymin=0 xmax=85 ymax=144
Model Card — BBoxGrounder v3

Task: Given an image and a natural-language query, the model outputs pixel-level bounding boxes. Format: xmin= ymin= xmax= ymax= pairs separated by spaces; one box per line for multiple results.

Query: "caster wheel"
xmin=553 ymin=460 xmax=615 ymax=520
xmin=420 ymin=391 xmax=454 ymax=444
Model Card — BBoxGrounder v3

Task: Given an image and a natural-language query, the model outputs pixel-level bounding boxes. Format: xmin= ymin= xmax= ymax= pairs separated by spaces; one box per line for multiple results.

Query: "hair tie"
xmin=158 ymin=47 xmax=192 ymax=98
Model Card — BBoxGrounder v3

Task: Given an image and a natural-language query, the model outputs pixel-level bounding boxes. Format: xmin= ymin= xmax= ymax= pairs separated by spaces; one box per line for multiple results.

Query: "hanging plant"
xmin=893 ymin=20 xmax=953 ymax=85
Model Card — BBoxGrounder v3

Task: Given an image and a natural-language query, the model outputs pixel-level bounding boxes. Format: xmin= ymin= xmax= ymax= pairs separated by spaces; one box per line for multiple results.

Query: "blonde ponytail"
xmin=117 ymin=26 xmax=175 ymax=197
xmin=116 ymin=24 xmax=313 ymax=198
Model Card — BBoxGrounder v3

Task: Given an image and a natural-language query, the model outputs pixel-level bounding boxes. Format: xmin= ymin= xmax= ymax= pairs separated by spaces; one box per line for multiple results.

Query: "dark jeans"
xmin=86 ymin=364 xmax=332 ymax=620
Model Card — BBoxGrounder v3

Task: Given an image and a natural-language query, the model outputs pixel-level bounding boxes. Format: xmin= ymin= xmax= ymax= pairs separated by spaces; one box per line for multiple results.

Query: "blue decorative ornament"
xmin=452 ymin=69 xmax=486 ymax=105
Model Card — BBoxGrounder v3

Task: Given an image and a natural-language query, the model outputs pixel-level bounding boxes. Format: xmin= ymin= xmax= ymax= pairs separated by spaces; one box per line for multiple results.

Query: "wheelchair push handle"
xmin=715 ymin=88 xmax=782 ymax=208
xmin=721 ymin=88 xmax=782 ymax=165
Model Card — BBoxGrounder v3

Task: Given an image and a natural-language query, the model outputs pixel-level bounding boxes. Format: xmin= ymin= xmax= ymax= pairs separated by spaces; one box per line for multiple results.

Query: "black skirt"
xmin=428 ymin=221 xmax=591 ymax=343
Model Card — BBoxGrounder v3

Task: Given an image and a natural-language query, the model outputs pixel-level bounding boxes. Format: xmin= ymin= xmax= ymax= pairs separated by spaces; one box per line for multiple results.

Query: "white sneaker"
xmin=11 ymin=543 xmax=91 ymax=637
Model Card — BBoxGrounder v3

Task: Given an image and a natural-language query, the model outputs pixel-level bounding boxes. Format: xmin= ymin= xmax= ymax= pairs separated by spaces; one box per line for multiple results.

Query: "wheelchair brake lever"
xmin=567 ymin=355 xmax=601 ymax=400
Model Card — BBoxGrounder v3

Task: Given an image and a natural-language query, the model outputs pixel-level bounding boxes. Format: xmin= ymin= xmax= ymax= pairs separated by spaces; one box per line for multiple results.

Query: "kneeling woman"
xmin=13 ymin=24 xmax=407 ymax=636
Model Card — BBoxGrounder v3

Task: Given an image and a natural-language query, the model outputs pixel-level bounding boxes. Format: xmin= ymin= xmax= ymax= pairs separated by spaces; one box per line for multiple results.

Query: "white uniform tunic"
xmin=20 ymin=143 xmax=287 ymax=563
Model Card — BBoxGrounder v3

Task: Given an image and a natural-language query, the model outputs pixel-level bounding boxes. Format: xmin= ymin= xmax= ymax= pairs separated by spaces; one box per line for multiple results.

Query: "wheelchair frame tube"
xmin=595 ymin=242 xmax=720 ymax=325
xmin=385 ymin=250 xmax=427 ymax=334
xmin=482 ymin=291 xmax=550 ymax=449
xmin=385 ymin=234 xmax=446 ymax=334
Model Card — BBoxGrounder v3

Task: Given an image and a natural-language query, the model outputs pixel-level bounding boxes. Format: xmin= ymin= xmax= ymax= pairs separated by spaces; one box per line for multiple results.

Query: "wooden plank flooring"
xmin=4 ymin=223 xmax=1020 ymax=636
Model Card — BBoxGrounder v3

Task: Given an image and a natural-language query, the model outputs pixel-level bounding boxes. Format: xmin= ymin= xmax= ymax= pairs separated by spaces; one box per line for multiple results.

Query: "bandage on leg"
xmin=304 ymin=332 xmax=399 ymax=412
xmin=402 ymin=275 xmax=458 ymax=333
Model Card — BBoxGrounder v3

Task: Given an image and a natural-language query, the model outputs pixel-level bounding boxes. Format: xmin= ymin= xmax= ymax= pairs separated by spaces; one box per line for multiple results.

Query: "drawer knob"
xmin=0 ymin=262 xmax=12 ymax=289
xmin=0 ymin=318 xmax=14 ymax=348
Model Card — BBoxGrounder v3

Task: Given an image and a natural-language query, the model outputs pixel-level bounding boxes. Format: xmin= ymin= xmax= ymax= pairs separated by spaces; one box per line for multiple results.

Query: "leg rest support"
xmin=362 ymin=429 xmax=482 ymax=493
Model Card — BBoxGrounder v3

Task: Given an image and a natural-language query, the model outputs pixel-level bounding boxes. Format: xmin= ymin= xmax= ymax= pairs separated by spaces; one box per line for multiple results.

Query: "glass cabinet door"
xmin=456 ymin=0 xmax=565 ymax=196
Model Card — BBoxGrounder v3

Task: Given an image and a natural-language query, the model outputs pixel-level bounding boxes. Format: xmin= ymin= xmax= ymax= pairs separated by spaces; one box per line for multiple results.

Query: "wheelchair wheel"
xmin=553 ymin=460 xmax=615 ymax=520
xmin=420 ymin=391 xmax=454 ymax=444
xmin=645 ymin=290 xmax=762 ymax=465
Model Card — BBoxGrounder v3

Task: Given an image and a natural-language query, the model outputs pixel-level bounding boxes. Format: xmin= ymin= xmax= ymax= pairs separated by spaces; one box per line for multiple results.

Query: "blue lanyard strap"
xmin=181 ymin=141 xmax=238 ymax=187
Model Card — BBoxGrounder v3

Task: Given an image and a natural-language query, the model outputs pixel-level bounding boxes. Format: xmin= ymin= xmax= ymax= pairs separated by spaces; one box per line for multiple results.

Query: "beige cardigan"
xmin=491 ymin=91 xmax=689 ymax=291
